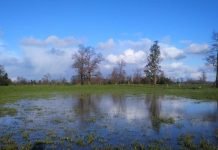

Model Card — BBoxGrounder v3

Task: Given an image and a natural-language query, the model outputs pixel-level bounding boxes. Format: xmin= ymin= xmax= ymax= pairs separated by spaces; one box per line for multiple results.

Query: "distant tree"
xmin=60 ymin=77 xmax=67 ymax=84
xmin=126 ymin=75 xmax=132 ymax=84
xmin=111 ymin=60 xmax=126 ymax=84
xmin=117 ymin=60 xmax=126 ymax=83
xmin=0 ymin=65 xmax=11 ymax=85
xmin=72 ymin=45 xmax=103 ymax=85
xmin=199 ymin=70 xmax=207 ymax=83
xmin=144 ymin=41 xmax=161 ymax=85
xmin=111 ymin=68 xmax=119 ymax=84
xmin=71 ymin=75 xmax=78 ymax=84
xmin=91 ymin=71 xmax=103 ymax=84
xmin=157 ymin=72 xmax=173 ymax=84
xmin=42 ymin=73 xmax=51 ymax=84
xmin=206 ymin=32 xmax=218 ymax=87
xmin=16 ymin=76 xmax=27 ymax=84
xmin=132 ymin=68 xmax=142 ymax=84
xmin=0 ymin=65 xmax=4 ymax=76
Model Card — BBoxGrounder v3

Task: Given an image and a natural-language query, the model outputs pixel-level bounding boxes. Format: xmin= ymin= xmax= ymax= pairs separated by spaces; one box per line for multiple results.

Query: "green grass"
xmin=22 ymin=131 xmax=29 ymax=141
xmin=51 ymin=118 xmax=63 ymax=124
xmin=86 ymin=133 xmax=95 ymax=144
xmin=0 ymin=84 xmax=218 ymax=105
xmin=0 ymin=107 xmax=17 ymax=117
xmin=178 ymin=133 xmax=196 ymax=150
xmin=76 ymin=138 xmax=84 ymax=146
xmin=85 ymin=117 xmax=96 ymax=123
xmin=152 ymin=116 xmax=175 ymax=125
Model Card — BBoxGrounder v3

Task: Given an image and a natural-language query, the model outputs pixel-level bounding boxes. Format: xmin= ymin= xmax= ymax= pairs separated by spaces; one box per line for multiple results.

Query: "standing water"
xmin=0 ymin=94 xmax=218 ymax=149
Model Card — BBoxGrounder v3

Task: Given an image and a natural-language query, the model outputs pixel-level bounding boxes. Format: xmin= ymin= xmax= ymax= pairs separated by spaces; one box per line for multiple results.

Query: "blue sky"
xmin=0 ymin=0 xmax=218 ymax=81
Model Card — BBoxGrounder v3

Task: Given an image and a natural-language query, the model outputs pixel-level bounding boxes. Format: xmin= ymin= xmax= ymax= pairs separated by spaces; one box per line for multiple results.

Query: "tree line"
xmin=0 ymin=32 xmax=218 ymax=87
xmin=71 ymin=41 xmax=173 ymax=85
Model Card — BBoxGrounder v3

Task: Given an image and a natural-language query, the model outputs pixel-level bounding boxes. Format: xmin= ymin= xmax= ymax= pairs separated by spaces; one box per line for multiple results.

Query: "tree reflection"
xmin=111 ymin=93 xmax=126 ymax=116
xmin=145 ymin=94 xmax=161 ymax=132
xmin=73 ymin=93 xmax=101 ymax=123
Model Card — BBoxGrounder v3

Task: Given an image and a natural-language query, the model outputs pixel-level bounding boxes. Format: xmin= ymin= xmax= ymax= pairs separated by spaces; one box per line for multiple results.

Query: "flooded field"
xmin=0 ymin=93 xmax=218 ymax=149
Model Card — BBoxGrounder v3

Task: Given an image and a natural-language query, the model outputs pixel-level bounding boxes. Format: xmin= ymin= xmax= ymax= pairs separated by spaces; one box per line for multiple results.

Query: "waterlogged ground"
xmin=0 ymin=94 xmax=218 ymax=149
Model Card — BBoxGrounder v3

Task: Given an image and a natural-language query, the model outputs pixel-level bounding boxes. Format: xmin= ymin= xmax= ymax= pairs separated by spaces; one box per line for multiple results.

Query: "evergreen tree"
xmin=0 ymin=65 xmax=11 ymax=85
xmin=206 ymin=32 xmax=218 ymax=87
xmin=144 ymin=41 xmax=161 ymax=85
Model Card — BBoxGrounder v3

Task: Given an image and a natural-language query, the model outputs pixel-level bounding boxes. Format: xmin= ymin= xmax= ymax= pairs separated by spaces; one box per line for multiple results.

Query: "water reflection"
xmin=71 ymin=93 xmax=218 ymax=132
xmin=0 ymin=94 xmax=217 ymax=148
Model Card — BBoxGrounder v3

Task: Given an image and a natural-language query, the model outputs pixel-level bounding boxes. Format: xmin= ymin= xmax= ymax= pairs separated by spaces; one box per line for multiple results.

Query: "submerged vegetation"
xmin=0 ymin=107 xmax=17 ymax=117
xmin=178 ymin=134 xmax=218 ymax=150
xmin=0 ymin=92 xmax=217 ymax=149
xmin=178 ymin=133 xmax=196 ymax=150
xmin=152 ymin=116 xmax=175 ymax=125
xmin=1 ymin=132 xmax=217 ymax=150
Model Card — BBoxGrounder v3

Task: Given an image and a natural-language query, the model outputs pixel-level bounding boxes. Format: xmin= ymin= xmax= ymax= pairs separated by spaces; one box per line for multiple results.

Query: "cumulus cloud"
xmin=106 ymin=49 xmax=146 ymax=64
xmin=162 ymin=62 xmax=203 ymax=80
xmin=1 ymin=35 xmax=215 ymax=81
xmin=97 ymin=38 xmax=153 ymax=52
xmin=0 ymin=35 xmax=83 ymax=80
xmin=99 ymin=38 xmax=185 ymax=61
xmin=186 ymin=43 xmax=210 ymax=54
xmin=22 ymin=35 xmax=83 ymax=48
xmin=97 ymin=38 xmax=116 ymax=50
xmin=20 ymin=36 xmax=82 ymax=79
xmin=0 ymin=42 xmax=27 ymax=80
xmin=100 ymin=37 xmax=187 ymax=78
xmin=118 ymin=38 xmax=153 ymax=51
xmin=22 ymin=46 xmax=75 ymax=77
xmin=160 ymin=43 xmax=185 ymax=60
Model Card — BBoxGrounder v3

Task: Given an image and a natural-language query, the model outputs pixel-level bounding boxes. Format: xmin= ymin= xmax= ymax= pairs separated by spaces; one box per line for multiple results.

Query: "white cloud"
xmin=0 ymin=36 xmax=83 ymax=80
xmin=167 ymin=62 xmax=183 ymax=68
xmin=118 ymin=38 xmax=153 ymax=51
xmin=106 ymin=49 xmax=146 ymax=64
xmin=0 ymin=35 xmax=215 ymax=81
xmin=101 ymin=38 xmax=189 ymax=78
xmin=97 ymin=38 xmax=153 ymax=51
xmin=22 ymin=47 xmax=75 ymax=76
xmin=162 ymin=62 xmax=203 ymax=80
xmin=22 ymin=35 xmax=83 ymax=48
xmin=97 ymin=38 xmax=116 ymax=50
xmin=160 ymin=43 xmax=185 ymax=60
xmin=19 ymin=35 xmax=85 ymax=79
xmin=101 ymin=64 xmax=113 ymax=70
xmin=100 ymin=38 xmax=185 ymax=61
xmin=186 ymin=43 xmax=210 ymax=54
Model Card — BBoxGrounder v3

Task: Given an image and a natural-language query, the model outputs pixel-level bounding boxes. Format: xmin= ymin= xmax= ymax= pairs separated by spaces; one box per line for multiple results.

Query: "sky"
xmin=0 ymin=0 xmax=218 ymax=81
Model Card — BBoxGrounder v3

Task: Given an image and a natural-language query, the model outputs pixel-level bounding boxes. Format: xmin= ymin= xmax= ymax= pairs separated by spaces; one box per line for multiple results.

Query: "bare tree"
xmin=117 ymin=60 xmax=126 ymax=83
xmin=144 ymin=41 xmax=161 ymax=85
xmin=72 ymin=45 xmax=103 ymax=85
xmin=199 ymin=70 xmax=207 ymax=83
xmin=111 ymin=68 xmax=119 ymax=84
xmin=86 ymin=49 xmax=103 ymax=84
xmin=92 ymin=71 xmax=103 ymax=84
xmin=42 ymin=73 xmax=51 ymax=84
xmin=16 ymin=76 xmax=27 ymax=84
xmin=133 ymin=68 xmax=142 ymax=84
xmin=111 ymin=60 xmax=126 ymax=84
xmin=206 ymin=32 xmax=218 ymax=87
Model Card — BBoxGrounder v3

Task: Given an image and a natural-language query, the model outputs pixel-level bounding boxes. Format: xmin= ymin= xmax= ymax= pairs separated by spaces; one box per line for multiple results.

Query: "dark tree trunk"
xmin=216 ymin=51 xmax=218 ymax=88
xmin=80 ymin=74 xmax=84 ymax=85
